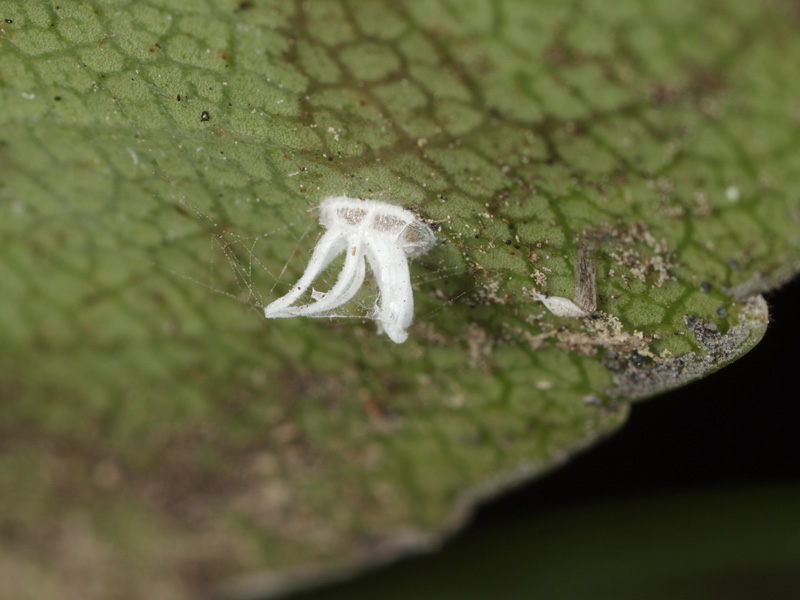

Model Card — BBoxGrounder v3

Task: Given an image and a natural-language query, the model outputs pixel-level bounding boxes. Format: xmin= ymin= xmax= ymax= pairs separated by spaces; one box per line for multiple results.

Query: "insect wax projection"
xmin=264 ymin=197 xmax=436 ymax=343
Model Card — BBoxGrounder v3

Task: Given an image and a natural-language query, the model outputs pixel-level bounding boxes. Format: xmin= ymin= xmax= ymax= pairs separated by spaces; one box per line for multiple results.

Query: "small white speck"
xmin=725 ymin=185 xmax=740 ymax=202
xmin=126 ymin=147 xmax=139 ymax=165
xmin=21 ymin=92 xmax=35 ymax=100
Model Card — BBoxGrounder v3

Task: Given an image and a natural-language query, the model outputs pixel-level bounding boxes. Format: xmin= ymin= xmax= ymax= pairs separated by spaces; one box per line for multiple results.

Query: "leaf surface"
xmin=0 ymin=1 xmax=798 ymax=598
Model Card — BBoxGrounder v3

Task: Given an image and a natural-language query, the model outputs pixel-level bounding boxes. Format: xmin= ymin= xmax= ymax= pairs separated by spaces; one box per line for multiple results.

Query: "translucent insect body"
xmin=264 ymin=197 xmax=436 ymax=343
xmin=530 ymin=291 xmax=591 ymax=318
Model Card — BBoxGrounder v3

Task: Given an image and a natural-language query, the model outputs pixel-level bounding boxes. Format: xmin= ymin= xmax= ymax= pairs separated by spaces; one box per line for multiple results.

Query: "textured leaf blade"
xmin=0 ymin=1 xmax=798 ymax=598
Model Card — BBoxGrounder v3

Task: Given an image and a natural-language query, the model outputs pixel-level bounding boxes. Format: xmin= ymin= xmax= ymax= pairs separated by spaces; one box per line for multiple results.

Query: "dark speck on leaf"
xmin=176 ymin=94 xmax=181 ymax=101
xmin=505 ymin=240 xmax=512 ymax=245
xmin=4 ymin=19 xmax=12 ymax=24
xmin=700 ymin=281 xmax=711 ymax=293
xmin=328 ymin=156 xmax=333 ymax=161
xmin=716 ymin=306 xmax=729 ymax=318
xmin=201 ymin=110 xmax=210 ymax=122
xmin=54 ymin=96 xmax=61 ymax=101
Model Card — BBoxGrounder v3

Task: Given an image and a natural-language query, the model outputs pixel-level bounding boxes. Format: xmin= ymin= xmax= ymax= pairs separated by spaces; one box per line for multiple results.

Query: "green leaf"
xmin=0 ymin=1 xmax=798 ymax=598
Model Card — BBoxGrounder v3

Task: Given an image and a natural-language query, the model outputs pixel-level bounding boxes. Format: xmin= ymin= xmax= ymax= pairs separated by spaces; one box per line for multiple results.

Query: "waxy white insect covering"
xmin=264 ymin=197 xmax=436 ymax=343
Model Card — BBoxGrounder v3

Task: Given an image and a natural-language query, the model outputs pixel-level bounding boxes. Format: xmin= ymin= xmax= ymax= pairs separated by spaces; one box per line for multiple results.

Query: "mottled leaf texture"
xmin=1 ymin=1 xmax=799 ymax=599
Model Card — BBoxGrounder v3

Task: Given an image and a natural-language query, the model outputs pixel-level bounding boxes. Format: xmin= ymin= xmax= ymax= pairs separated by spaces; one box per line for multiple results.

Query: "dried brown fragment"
xmin=574 ymin=239 xmax=597 ymax=314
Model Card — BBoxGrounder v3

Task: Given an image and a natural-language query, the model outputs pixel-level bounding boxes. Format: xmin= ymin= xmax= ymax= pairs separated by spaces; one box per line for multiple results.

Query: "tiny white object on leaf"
xmin=264 ymin=196 xmax=436 ymax=343
xmin=530 ymin=291 xmax=591 ymax=318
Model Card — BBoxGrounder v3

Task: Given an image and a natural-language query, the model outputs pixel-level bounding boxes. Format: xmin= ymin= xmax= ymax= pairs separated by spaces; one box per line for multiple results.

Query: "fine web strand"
xmin=187 ymin=202 xmax=312 ymax=311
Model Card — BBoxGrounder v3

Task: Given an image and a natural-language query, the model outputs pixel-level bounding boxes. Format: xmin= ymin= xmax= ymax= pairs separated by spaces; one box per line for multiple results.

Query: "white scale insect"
xmin=529 ymin=291 xmax=591 ymax=318
xmin=264 ymin=196 xmax=436 ymax=344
